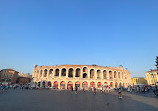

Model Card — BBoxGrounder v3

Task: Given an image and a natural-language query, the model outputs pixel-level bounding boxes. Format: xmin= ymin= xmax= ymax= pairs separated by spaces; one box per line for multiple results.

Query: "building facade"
xmin=17 ymin=77 xmax=31 ymax=84
xmin=132 ymin=77 xmax=148 ymax=86
xmin=17 ymin=72 xmax=32 ymax=84
xmin=146 ymin=69 xmax=158 ymax=85
xmin=32 ymin=65 xmax=132 ymax=89
xmin=0 ymin=69 xmax=19 ymax=84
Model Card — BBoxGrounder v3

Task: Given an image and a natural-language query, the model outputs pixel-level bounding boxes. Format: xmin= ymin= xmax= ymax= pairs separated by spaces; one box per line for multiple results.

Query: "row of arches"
xmin=36 ymin=81 xmax=129 ymax=89
xmin=34 ymin=67 xmax=129 ymax=80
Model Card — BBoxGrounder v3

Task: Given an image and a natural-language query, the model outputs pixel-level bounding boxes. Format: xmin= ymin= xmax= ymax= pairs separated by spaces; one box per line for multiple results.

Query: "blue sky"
xmin=0 ymin=0 xmax=158 ymax=77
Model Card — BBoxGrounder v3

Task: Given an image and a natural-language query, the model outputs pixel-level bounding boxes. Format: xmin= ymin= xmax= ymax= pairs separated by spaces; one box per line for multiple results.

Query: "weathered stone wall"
xmin=33 ymin=65 xmax=132 ymax=89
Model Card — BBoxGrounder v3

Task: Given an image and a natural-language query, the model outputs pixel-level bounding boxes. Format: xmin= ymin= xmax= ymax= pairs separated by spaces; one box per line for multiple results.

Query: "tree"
xmin=156 ymin=56 xmax=158 ymax=69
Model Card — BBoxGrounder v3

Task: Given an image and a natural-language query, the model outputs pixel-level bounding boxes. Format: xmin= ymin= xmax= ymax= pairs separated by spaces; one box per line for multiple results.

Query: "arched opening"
xmin=42 ymin=81 xmax=46 ymax=88
xmin=61 ymin=68 xmax=66 ymax=76
xmin=38 ymin=82 xmax=41 ymax=87
xmin=103 ymin=70 xmax=107 ymax=79
xmin=115 ymin=82 xmax=118 ymax=88
xmin=97 ymin=70 xmax=101 ymax=79
xmin=68 ymin=68 xmax=73 ymax=77
xmin=44 ymin=69 xmax=47 ymax=77
xmin=114 ymin=71 xmax=117 ymax=78
xmin=75 ymin=68 xmax=80 ymax=77
xmin=49 ymin=69 xmax=53 ymax=75
xmin=53 ymin=81 xmax=58 ymax=89
xmin=40 ymin=70 xmax=43 ymax=78
xmin=104 ymin=82 xmax=108 ymax=86
xmin=97 ymin=82 xmax=102 ymax=88
xmin=118 ymin=72 xmax=120 ymax=79
xmin=82 ymin=81 xmax=88 ymax=89
xmin=60 ymin=81 xmax=66 ymax=89
xmin=83 ymin=73 xmax=87 ymax=78
xmin=90 ymin=82 xmax=95 ymax=88
xmin=110 ymin=82 xmax=113 ymax=87
xmin=67 ymin=81 xmax=73 ymax=90
xmin=75 ymin=81 xmax=80 ymax=88
xmin=83 ymin=67 xmax=88 ymax=73
xmin=48 ymin=81 xmax=52 ymax=87
xmin=109 ymin=71 xmax=112 ymax=79
xmin=55 ymin=69 xmax=59 ymax=77
xmin=90 ymin=69 xmax=94 ymax=78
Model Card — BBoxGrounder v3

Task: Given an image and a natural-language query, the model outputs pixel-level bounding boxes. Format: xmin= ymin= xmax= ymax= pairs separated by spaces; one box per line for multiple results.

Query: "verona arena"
xmin=32 ymin=65 xmax=132 ymax=90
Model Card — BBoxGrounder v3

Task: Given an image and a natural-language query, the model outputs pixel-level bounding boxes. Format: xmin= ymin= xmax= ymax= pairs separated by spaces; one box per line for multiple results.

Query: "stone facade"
xmin=18 ymin=72 xmax=32 ymax=78
xmin=17 ymin=72 xmax=32 ymax=84
xmin=146 ymin=69 xmax=158 ymax=85
xmin=0 ymin=69 xmax=19 ymax=84
xmin=17 ymin=77 xmax=31 ymax=84
xmin=132 ymin=77 xmax=148 ymax=86
xmin=32 ymin=65 xmax=132 ymax=89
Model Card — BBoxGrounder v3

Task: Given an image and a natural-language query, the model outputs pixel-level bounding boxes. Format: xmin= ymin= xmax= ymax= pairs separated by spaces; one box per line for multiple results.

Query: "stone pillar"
xmin=95 ymin=82 xmax=97 ymax=88
xmin=122 ymin=72 xmax=124 ymax=80
xmin=87 ymin=69 xmax=90 ymax=79
xmin=73 ymin=82 xmax=75 ymax=89
xmin=58 ymin=82 xmax=61 ymax=90
xmin=106 ymin=71 xmax=109 ymax=83
xmin=88 ymin=82 xmax=90 ymax=89
xmin=113 ymin=82 xmax=115 ymax=88
xmin=65 ymin=82 xmax=68 ymax=90
xmin=59 ymin=69 xmax=61 ymax=78
xmin=66 ymin=69 xmax=68 ymax=78
xmin=42 ymin=71 xmax=44 ymax=78
xmin=94 ymin=70 xmax=97 ymax=79
xmin=51 ymin=69 xmax=54 ymax=78
xmin=112 ymin=71 xmax=114 ymax=80
xmin=38 ymin=71 xmax=41 ymax=79
xmin=115 ymin=72 xmax=118 ymax=80
xmin=35 ymin=71 xmax=38 ymax=78
xmin=47 ymin=69 xmax=49 ymax=78
xmin=73 ymin=69 xmax=75 ymax=78
xmin=101 ymin=71 xmax=103 ymax=79
xmin=80 ymin=70 xmax=83 ymax=78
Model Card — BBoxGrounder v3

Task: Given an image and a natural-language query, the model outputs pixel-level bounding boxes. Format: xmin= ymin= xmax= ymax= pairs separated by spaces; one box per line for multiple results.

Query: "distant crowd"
xmin=1 ymin=83 xmax=158 ymax=98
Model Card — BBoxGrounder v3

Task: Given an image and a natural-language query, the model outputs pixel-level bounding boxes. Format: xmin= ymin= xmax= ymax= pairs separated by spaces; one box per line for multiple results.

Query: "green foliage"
xmin=156 ymin=56 xmax=158 ymax=69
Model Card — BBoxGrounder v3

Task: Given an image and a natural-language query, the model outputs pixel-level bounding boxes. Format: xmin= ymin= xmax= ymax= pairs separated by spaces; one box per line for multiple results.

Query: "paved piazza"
xmin=33 ymin=65 xmax=132 ymax=89
xmin=0 ymin=89 xmax=158 ymax=111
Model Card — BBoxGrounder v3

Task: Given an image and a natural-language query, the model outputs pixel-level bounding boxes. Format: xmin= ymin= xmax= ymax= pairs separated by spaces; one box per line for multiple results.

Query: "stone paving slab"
xmin=0 ymin=89 xmax=158 ymax=111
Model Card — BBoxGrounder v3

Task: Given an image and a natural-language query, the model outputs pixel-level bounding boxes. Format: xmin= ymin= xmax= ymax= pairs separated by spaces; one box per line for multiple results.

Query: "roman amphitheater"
xmin=32 ymin=65 xmax=132 ymax=90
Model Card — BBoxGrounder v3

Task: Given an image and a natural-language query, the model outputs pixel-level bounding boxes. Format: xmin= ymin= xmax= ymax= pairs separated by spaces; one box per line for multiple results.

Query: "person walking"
xmin=71 ymin=86 xmax=73 ymax=94
xmin=75 ymin=86 xmax=78 ymax=94
xmin=94 ymin=87 xmax=96 ymax=95
xmin=130 ymin=86 xmax=132 ymax=93
xmin=1 ymin=85 xmax=4 ymax=94
xmin=118 ymin=88 xmax=122 ymax=99
xmin=5 ymin=85 xmax=8 ymax=92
